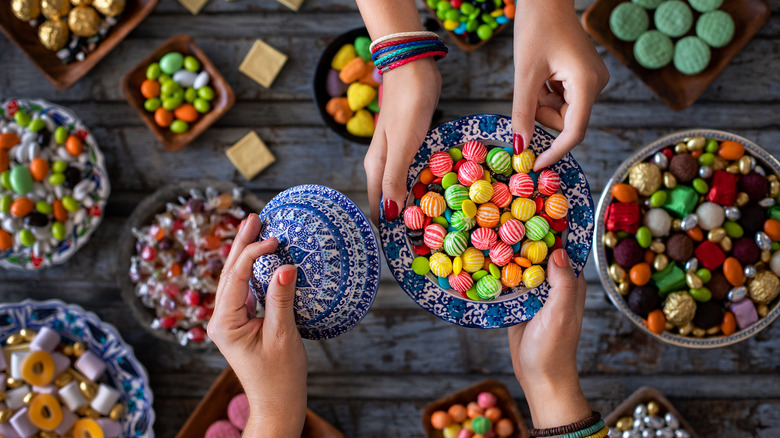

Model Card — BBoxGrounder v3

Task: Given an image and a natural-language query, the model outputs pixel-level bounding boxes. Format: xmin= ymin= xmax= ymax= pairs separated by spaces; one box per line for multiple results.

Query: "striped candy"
xmin=462 ymin=140 xmax=487 ymax=163
xmin=486 ymin=148 xmax=512 ymax=175
xmin=469 ymin=179 xmax=493 ymax=204
xmin=444 ymin=184 xmax=469 ymax=210
xmin=499 ymin=219 xmax=526 ymax=244
xmin=429 ymin=252 xmax=453 ymax=278
xmin=521 ymin=240 xmax=549 ymax=264
xmin=525 ymin=216 xmax=550 ymax=241
xmin=470 ymin=227 xmax=497 ymax=250
xmin=489 ymin=241 xmax=514 ymax=266
xmin=512 ymin=150 xmax=536 ymax=173
xmin=545 ymin=193 xmax=569 ymax=220
xmin=423 ymin=223 xmax=447 ymax=250
xmin=403 ymin=205 xmax=425 ymax=230
xmin=461 ymin=247 xmax=485 ymax=273
xmin=448 ymin=271 xmax=473 ymax=293
xmin=511 ymin=197 xmax=536 ymax=221
xmin=509 ymin=173 xmax=534 ymax=197
xmin=443 ymin=231 xmax=469 ymax=256
xmin=476 ymin=202 xmax=500 ymax=228
xmin=428 ymin=151 xmax=454 ymax=177
xmin=522 ymin=265 xmax=545 ymax=289
xmin=491 ymin=182 xmax=512 ymax=208
xmin=450 ymin=210 xmax=476 ymax=231
xmin=476 ymin=275 xmax=502 ymax=300
xmin=458 ymin=160 xmax=484 ymax=186
xmin=501 ymin=262 xmax=523 ymax=288
xmin=537 ymin=169 xmax=561 ymax=196
xmin=420 ymin=191 xmax=446 ymax=218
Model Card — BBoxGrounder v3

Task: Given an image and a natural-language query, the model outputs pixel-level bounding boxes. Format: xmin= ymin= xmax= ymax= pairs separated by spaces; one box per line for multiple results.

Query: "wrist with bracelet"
xmin=369 ymin=31 xmax=448 ymax=75
xmin=529 ymin=411 xmax=605 ymax=438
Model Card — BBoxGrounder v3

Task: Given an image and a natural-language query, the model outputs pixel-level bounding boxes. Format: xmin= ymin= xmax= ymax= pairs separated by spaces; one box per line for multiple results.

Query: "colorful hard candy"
xmin=469 ymin=179 xmax=493 ymax=204
xmin=430 ymin=252 xmax=453 ymax=278
xmin=486 ymin=148 xmax=511 ymax=175
xmin=445 ymin=184 xmax=470 ymax=210
xmin=489 ymin=241 xmax=514 ymax=266
xmin=421 ymin=191 xmax=446 ymax=217
xmin=508 ymin=173 xmax=534 ymax=197
xmin=525 ymin=216 xmax=550 ymax=241
xmin=476 ymin=202 xmax=500 ymax=228
xmin=449 ymin=271 xmax=474 ymax=293
xmin=511 ymin=197 xmax=536 ymax=221
xmin=521 ymin=241 xmax=548 ymax=265
xmin=522 ymin=265 xmax=545 ymax=288
xmin=537 ymin=169 xmax=561 ymax=196
xmin=471 ymin=227 xmax=497 ymax=250
xmin=499 ymin=219 xmax=525 ymax=245
xmin=461 ymin=247 xmax=485 ymax=273
xmin=444 ymin=231 xmax=470 ymax=256
xmin=403 ymin=206 xmax=425 ymax=230
xmin=544 ymin=193 xmax=569 ymax=220
xmin=458 ymin=160 xmax=484 ymax=186
xmin=490 ymin=182 xmax=512 ymax=208
xmin=512 ymin=150 xmax=535 ymax=173
xmin=476 ymin=275 xmax=501 ymax=300
xmin=501 ymin=262 xmax=522 ymax=287
xmin=424 ymin=224 xmax=448 ymax=250
xmin=430 ymin=151 xmax=454 ymax=177
xmin=462 ymin=140 xmax=487 ymax=163
xmin=450 ymin=210 xmax=476 ymax=231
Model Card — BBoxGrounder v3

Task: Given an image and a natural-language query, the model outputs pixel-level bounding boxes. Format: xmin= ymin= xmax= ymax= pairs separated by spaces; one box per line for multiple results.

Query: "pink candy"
xmin=537 ymin=169 xmax=561 ymax=196
xmin=499 ymin=219 xmax=525 ymax=245
xmin=429 ymin=151 xmax=454 ymax=177
xmin=490 ymin=182 xmax=512 ymax=208
xmin=424 ymin=223 xmax=447 ymax=250
xmin=462 ymin=140 xmax=487 ymax=163
xmin=228 ymin=393 xmax=250 ymax=431
xmin=403 ymin=206 xmax=425 ymax=230
xmin=470 ymin=227 xmax=497 ymax=250
xmin=489 ymin=241 xmax=514 ymax=266
xmin=448 ymin=271 xmax=474 ymax=293
xmin=509 ymin=173 xmax=534 ymax=197
xmin=205 ymin=420 xmax=241 ymax=438
xmin=458 ymin=160 xmax=484 ymax=187
xmin=477 ymin=391 xmax=498 ymax=409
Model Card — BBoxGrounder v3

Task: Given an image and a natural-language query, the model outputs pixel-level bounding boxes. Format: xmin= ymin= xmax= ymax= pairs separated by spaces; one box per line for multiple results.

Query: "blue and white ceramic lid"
xmin=250 ymin=185 xmax=381 ymax=340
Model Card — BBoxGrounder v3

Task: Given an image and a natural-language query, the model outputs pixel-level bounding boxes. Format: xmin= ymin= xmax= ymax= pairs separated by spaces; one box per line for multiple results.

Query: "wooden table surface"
xmin=1 ymin=0 xmax=779 ymax=436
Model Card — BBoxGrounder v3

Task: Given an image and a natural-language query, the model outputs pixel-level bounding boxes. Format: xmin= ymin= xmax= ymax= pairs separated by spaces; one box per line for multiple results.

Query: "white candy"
xmin=57 ymin=146 xmax=73 ymax=161
xmin=58 ymin=381 xmax=88 ymax=411
xmin=644 ymin=208 xmax=672 ymax=237
xmin=695 ymin=202 xmax=725 ymax=231
xmin=73 ymin=179 xmax=96 ymax=201
xmin=771 ymin=251 xmax=780 ymax=277
xmin=3 ymin=217 xmax=20 ymax=233
xmin=173 ymin=70 xmax=197 ymax=88
xmin=9 ymin=352 xmax=27 ymax=379
xmin=90 ymin=383 xmax=121 ymax=415
xmin=193 ymin=71 xmax=210 ymax=89
xmin=27 ymin=142 xmax=39 ymax=161
xmin=5 ymin=385 xmax=31 ymax=410
xmin=21 ymin=131 xmax=37 ymax=144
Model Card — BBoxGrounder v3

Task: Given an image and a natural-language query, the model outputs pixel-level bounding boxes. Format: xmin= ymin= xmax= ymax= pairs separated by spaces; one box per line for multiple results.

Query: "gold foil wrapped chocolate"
xmin=663 ymin=291 xmax=696 ymax=327
xmin=629 ymin=162 xmax=662 ymax=196
xmin=71 ymin=0 xmax=93 ymax=5
xmin=42 ymin=0 xmax=71 ymax=20
xmin=11 ymin=0 xmax=40 ymax=21
xmin=68 ymin=5 xmax=100 ymax=37
xmin=38 ymin=19 xmax=70 ymax=51
xmin=748 ymin=271 xmax=780 ymax=304
xmin=92 ymin=0 xmax=125 ymax=16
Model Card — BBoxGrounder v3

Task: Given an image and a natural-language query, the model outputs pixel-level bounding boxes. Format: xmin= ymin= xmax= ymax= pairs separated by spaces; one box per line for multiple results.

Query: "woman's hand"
xmin=508 ymin=249 xmax=590 ymax=428
xmin=512 ymin=0 xmax=609 ymax=171
xmin=208 ymin=213 xmax=308 ymax=437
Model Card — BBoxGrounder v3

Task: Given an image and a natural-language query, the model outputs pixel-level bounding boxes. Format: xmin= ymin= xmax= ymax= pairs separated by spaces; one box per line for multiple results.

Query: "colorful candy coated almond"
xmin=718 ymin=140 xmax=744 ymax=161
xmin=723 ymin=257 xmax=744 ymax=286
xmin=611 ymin=183 xmax=638 ymax=203
xmin=647 ymin=309 xmax=666 ymax=334
xmin=10 ymin=197 xmax=34 ymax=217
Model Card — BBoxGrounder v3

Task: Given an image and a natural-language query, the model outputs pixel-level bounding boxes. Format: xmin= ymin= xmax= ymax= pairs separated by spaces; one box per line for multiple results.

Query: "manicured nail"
xmin=384 ymin=199 xmax=399 ymax=221
xmin=553 ymin=249 xmax=570 ymax=268
xmin=279 ymin=268 xmax=296 ymax=286
xmin=513 ymin=133 xmax=524 ymax=155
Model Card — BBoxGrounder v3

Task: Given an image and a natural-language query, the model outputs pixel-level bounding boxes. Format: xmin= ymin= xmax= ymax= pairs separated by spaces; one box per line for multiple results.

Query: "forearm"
xmin=521 ymin=376 xmax=591 ymax=429
xmin=356 ymin=0 xmax=423 ymax=39
xmin=243 ymin=404 xmax=307 ymax=438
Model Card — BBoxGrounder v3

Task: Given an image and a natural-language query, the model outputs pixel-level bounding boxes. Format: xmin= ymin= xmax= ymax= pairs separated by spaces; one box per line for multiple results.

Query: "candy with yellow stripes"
xmin=461 ymin=247 xmax=485 ymax=273
xmin=521 ymin=240 xmax=549 ymax=265
xmin=429 ymin=252 xmax=453 ymax=278
xmin=469 ymin=179 xmax=493 ymax=204
xmin=512 ymin=149 xmax=535 ymax=173
xmin=522 ymin=265 xmax=546 ymax=289
xmin=511 ymin=197 xmax=536 ymax=221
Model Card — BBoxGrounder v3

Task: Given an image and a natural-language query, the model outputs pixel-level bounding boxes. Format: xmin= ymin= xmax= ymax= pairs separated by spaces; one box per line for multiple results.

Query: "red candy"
xmin=424 ymin=223 xmax=447 ymax=250
xmin=533 ymin=196 xmax=544 ymax=213
xmin=695 ymin=240 xmax=726 ymax=271
xmin=552 ymin=217 xmax=568 ymax=232
xmin=508 ymin=173 xmax=534 ymax=197
xmin=413 ymin=245 xmax=431 ymax=256
xmin=551 ymin=235 xmax=563 ymax=250
xmin=605 ymin=202 xmax=642 ymax=234
xmin=489 ymin=241 xmax=514 ymax=266
xmin=403 ymin=205 xmax=426 ymax=229
xmin=448 ymin=271 xmax=473 ymax=292
xmin=537 ymin=169 xmax=561 ymax=196
xmin=470 ymin=227 xmax=497 ymax=250
xmin=498 ymin=219 xmax=525 ymax=245
xmin=458 ymin=160 xmax=484 ymax=186
xmin=413 ymin=183 xmax=427 ymax=199
xmin=705 ymin=170 xmax=738 ymax=206
xmin=490 ymin=182 xmax=512 ymax=208
xmin=462 ymin=140 xmax=487 ymax=163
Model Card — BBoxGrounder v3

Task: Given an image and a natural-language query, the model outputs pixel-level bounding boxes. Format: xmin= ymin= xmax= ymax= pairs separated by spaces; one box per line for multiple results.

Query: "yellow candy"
xmin=523 ymin=265 xmax=545 ymax=288
xmin=521 ymin=241 xmax=548 ymax=264
xmin=29 ymin=393 xmax=63 ymax=431
xmin=462 ymin=200 xmax=477 ymax=217
xmin=511 ymin=197 xmax=536 ymax=221
xmin=429 ymin=252 xmax=453 ymax=278
xmin=443 ymin=19 xmax=459 ymax=31
xmin=453 ymin=256 xmax=463 ymax=275
xmin=483 ymin=169 xmax=491 ymax=181
xmin=469 ymin=179 xmax=493 ymax=204
xmin=461 ymin=247 xmax=485 ymax=273
xmin=331 ymin=44 xmax=357 ymax=70
xmin=421 ymin=192 xmax=446 ymax=218
xmin=443 ymin=424 xmax=462 ymax=438
xmin=346 ymin=83 xmax=377 ymax=111
xmin=73 ymin=419 xmax=104 ymax=438
xmin=512 ymin=150 xmax=535 ymax=173
xmin=21 ymin=350 xmax=55 ymax=387
xmin=500 ymin=211 xmax=514 ymax=225
xmin=346 ymin=109 xmax=375 ymax=137
xmin=545 ymin=193 xmax=569 ymax=220
xmin=501 ymin=262 xmax=523 ymax=287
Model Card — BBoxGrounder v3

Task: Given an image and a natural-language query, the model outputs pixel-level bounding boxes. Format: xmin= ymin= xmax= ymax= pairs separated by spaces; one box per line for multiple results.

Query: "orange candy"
xmin=501 ymin=262 xmax=522 ymax=288
xmin=690 ymin=149 xmax=703 ymax=159
xmin=10 ymin=197 xmax=34 ymax=217
xmin=0 ymin=149 xmax=8 ymax=173
xmin=65 ymin=135 xmax=83 ymax=156
xmin=430 ymin=410 xmax=452 ymax=430
xmin=643 ymin=249 xmax=655 ymax=264
xmin=495 ymin=418 xmax=515 ymax=437
xmin=448 ymin=404 xmax=467 ymax=423
xmin=358 ymin=61 xmax=381 ymax=88
xmin=476 ymin=202 xmax=500 ymax=228
xmin=0 ymin=132 xmax=19 ymax=150
xmin=513 ymin=256 xmax=532 ymax=268
xmin=721 ymin=311 xmax=737 ymax=336
xmin=154 ymin=108 xmax=174 ymax=127
xmin=611 ymin=183 xmax=638 ymax=203
xmin=485 ymin=407 xmax=502 ymax=422
xmin=140 ymin=79 xmax=161 ymax=99
xmin=723 ymin=257 xmax=744 ymax=286
xmin=630 ymin=263 xmax=651 ymax=286
xmin=718 ymin=141 xmax=745 ymax=161
xmin=0 ymin=229 xmax=11 ymax=251
xmin=419 ymin=168 xmax=435 ymax=185
xmin=764 ymin=219 xmax=780 ymax=241
xmin=168 ymin=263 xmax=182 ymax=278
xmin=52 ymin=199 xmax=67 ymax=223
xmin=204 ymin=234 xmax=222 ymax=250
xmin=504 ymin=3 xmax=515 ymax=18
xmin=29 ymin=158 xmax=49 ymax=181
xmin=467 ymin=401 xmax=484 ymax=418
xmin=174 ymin=104 xmax=199 ymax=123
xmin=483 ymin=257 xmax=492 ymax=271
xmin=647 ymin=309 xmax=666 ymax=335
xmin=686 ymin=226 xmax=704 ymax=242
xmin=339 ymin=57 xmax=369 ymax=83
xmin=325 ymin=97 xmax=353 ymax=125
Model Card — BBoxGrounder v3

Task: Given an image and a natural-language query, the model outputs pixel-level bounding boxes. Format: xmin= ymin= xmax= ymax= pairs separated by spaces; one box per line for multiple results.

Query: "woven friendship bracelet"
xmin=370 ymin=36 xmax=440 ymax=54
xmin=368 ymin=31 xmax=439 ymax=53
xmin=372 ymin=39 xmax=446 ymax=60
xmin=529 ymin=412 xmax=602 ymax=437
xmin=374 ymin=44 xmax=446 ymax=68
xmin=378 ymin=50 xmax=448 ymax=75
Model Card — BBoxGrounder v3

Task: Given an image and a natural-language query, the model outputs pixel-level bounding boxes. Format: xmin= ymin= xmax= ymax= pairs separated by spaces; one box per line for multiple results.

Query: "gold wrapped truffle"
xmin=92 ymin=0 xmax=125 ymax=16
xmin=68 ymin=5 xmax=100 ymax=37
xmin=629 ymin=162 xmax=662 ymax=196
xmin=42 ymin=0 xmax=71 ymax=20
xmin=71 ymin=0 xmax=93 ymax=5
xmin=11 ymin=0 xmax=40 ymax=21
xmin=748 ymin=271 xmax=780 ymax=304
xmin=38 ymin=19 xmax=70 ymax=51
xmin=663 ymin=291 xmax=696 ymax=327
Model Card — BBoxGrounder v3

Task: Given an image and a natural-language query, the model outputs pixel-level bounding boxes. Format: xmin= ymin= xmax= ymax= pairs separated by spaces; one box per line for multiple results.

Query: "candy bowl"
xmin=594 ymin=129 xmax=780 ymax=348
xmin=117 ymin=180 xmax=265 ymax=349
xmin=0 ymin=299 xmax=154 ymax=437
xmin=0 ymin=98 xmax=110 ymax=271
xmin=121 ymin=34 xmax=235 ymax=152
xmin=379 ymin=114 xmax=594 ymax=329
xmin=604 ymin=386 xmax=699 ymax=438
xmin=423 ymin=0 xmax=514 ymax=52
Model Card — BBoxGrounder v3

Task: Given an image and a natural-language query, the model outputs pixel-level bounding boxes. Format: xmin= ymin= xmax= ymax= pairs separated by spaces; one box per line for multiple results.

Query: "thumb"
xmin=381 ymin=134 xmax=418 ymax=222
xmin=541 ymin=249 xmax=579 ymax=316
xmin=263 ymin=265 xmax=298 ymax=335
xmin=511 ymin=69 xmax=546 ymax=155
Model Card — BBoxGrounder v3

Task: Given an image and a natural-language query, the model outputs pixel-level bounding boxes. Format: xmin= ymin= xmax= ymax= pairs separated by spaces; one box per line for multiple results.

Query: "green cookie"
xmin=632 ymin=0 xmax=664 ymax=9
xmin=688 ymin=0 xmax=723 ymax=12
xmin=696 ymin=10 xmax=735 ymax=48
xmin=610 ymin=2 xmax=650 ymax=42
xmin=634 ymin=30 xmax=674 ymax=69
xmin=674 ymin=36 xmax=711 ymax=74
xmin=354 ymin=36 xmax=372 ymax=61
xmin=654 ymin=1 xmax=693 ymax=38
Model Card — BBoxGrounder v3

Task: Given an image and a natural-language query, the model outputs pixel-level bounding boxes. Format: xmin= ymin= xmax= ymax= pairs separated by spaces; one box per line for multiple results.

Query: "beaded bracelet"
xmin=379 ymin=50 xmax=448 ymax=75
xmin=369 ymin=31 xmax=440 ymax=53
xmin=558 ymin=420 xmax=606 ymax=438
xmin=372 ymin=39 xmax=445 ymax=60
xmin=370 ymin=36 xmax=440 ymax=54
xmin=583 ymin=425 xmax=609 ymax=438
xmin=374 ymin=43 xmax=446 ymax=67
xmin=529 ymin=412 xmax=602 ymax=437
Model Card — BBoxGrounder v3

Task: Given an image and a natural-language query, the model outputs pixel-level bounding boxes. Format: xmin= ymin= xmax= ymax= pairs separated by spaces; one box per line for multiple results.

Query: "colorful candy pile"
xmin=204 ymin=393 xmax=249 ymax=438
xmin=426 ymin=0 xmax=514 ymax=45
xmin=0 ymin=327 xmax=124 ymax=437
xmin=325 ymin=35 xmax=382 ymax=138
xmin=429 ymin=391 xmax=515 ymax=437
xmin=129 ymin=187 xmax=248 ymax=345
xmin=608 ymin=399 xmax=691 ymax=438
xmin=403 ymin=140 xmax=570 ymax=301
xmin=603 ymin=136 xmax=780 ymax=338
xmin=141 ymin=52 xmax=216 ymax=135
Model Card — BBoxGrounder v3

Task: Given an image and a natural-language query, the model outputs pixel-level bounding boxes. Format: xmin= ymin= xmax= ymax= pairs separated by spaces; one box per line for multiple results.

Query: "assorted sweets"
xmin=0 ymin=100 xmax=108 ymax=270
xmin=140 ymin=51 xmax=217 ymax=135
xmin=326 ymin=35 xmax=382 ymax=138
xmin=608 ymin=399 xmax=692 ymax=438
xmin=0 ymin=327 xmax=125 ymax=437
xmin=603 ymin=136 xmax=780 ymax=338
xmin=402 ymin=140 xmax=570 ymax=301
xmin=425 ymin=0 xmax=514 ymax=45
xmin=609 ymin=0 xmax=734 ymax=74
xmin=429 ymin=391 xmax=515 ymax=438
xmin=204 ymin=393 xmax=249 ymax=438
xmin=128 ymin=187 xmax=248 ymax=345
xmin=11 ymin=0 xmax=126 ymax=63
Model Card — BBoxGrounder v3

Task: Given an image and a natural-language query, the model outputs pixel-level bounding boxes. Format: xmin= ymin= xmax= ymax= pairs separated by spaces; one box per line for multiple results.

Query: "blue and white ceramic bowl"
xmin=250 ymin=185 xmax=381 ymax=340
xmin=379 ymin=114 xmax=594 ymax=329
xmin=0 ymin=300 xmax=154 ymax=436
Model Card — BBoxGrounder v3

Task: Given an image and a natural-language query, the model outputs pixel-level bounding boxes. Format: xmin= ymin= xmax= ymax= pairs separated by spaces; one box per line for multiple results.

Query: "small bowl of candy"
xmin=595 ymin=129 xmax=780 ymax=348
xmin=121 ymin=34 xmax=235 ymax=152
xmin=379 ymin=114 xmax=594 ymax=329
xmin=0 ymin=98 xmax=110 ymax=270
xmin=604 ymin=386 xmax=698 ymax=438
xmin=423 ymin=0 xmax=514 ymax=52
xmin=421 ymin=379 xmax=528 ymax=437
xmin=313 ymin=27 xmax=380 ymax=145
xmin=0 ymin=299 xmax=154 ymax=437
xmin=117 ymin=180 xmax=265 ymax=348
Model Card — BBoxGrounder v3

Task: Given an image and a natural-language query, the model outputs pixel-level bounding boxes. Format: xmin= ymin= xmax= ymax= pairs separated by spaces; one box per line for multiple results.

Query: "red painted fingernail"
xmin=513 ymin=133 xmax=524 ymax=155
xmin=384 ymin=199 xmax=399 ymax=221
xmin=279 ymin=268 xmax=296 ymax=286
xmin=554 ymin=249 xmax=570 ymax=268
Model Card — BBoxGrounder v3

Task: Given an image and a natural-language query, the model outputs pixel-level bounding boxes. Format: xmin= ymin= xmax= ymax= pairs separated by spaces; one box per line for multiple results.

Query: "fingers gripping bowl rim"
xmin=379 ymin=114 xmax=595 ymax=329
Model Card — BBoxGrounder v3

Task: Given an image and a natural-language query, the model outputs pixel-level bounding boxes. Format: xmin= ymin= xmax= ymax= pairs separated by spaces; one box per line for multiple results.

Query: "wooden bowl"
xmin=177 ymin=366 xmax=344 ymax=438
xmin=121 ymin=34 xmax=235 ymax=152
xmin=0 ymin=0 xmax=158 ymax=90
xmin=421 ymin=379 xmax=529 ymax=438
xmin=582 ymin=0 xmax=770 ymax=110
xmin=604 ymin=386 xmax=699 ymax=438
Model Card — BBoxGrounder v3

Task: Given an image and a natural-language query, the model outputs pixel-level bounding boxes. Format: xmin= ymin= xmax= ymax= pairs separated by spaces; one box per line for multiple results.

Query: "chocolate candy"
xmin=614 ymin=238 xmax=644 ymax=267
xmin=693 ymin=301 xmax=723 ymax=329
xmin=664 ymin=185 xmax=699 ymax=217
xmin=666 ymin=234 xmax=694 ymax=262
xmin=739 ymin=172 xmax=768 ymax=201
xmin=670 ymin=154 xmax=698 ymax=183
xmin=739 ymin=204 xmax=765 ymax=234
xmin=708 ymin=270 xmax=730 ymax=300
xmin=663 ymin=291 xmax=697 ymax=326
xmin=628 ymin=284 xmax=661 ymax=316
xmin=644 ymin=208 xmax=672 ymax=237
xmin=748 ymin=271 xmax=780 ymax=304
xmin=695 ymin=202 xmax=725 ymax=230
xmin=605 ymin=202 xmax=642 ymax=233
xmin=733 ymin=237 xmax=760 ymax=265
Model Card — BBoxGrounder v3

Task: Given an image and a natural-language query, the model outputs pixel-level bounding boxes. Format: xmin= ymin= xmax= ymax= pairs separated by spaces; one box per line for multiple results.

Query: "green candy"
xmin=652 ymin=262 xmax=686 ymax=296
xmin=525 ymin=216 xmax=550 ymax=241
xmin=366 ymin=96 xmax=380 ymax=113
xmin=696 ymin=10 xmax=734 ymax=48
xmin=489 ymin=263 xmax=500 ymax=279
xmin=673 ymin=36 xmax=711 ymax=75
xmin=0 ymin=195 xmax=11 ymax=213
xmin=542 ymin=231 xmax=556 ymax=247
xmin=664 ymin=185 xmax=698 ymax=218
xmin=616 ymin=231 xmax=631 ymax=240
xmin=769 ymin=206 xmax=780 ymax=222
xmin=0 ymin=172 xmax=10 ymax=190
xmin=51 ymin=222 xmax=66 ymax=241
xmin=427 ymin=0 xmax=437 ymax=8
xmin=632 ymin=0 xmax=663 ymax=9
xmin=444 ymin=9 xmax=460 ymax=22
xmin=159 ymin=52 xmax=184 ymax=75
xmin=52 ymin=160 xmax=67 ymax=173
xmin=354 ymin=36 xmax=372 ymax=62
xmin=466 ymin=288 xmax=480 ymax=301
xmin=162 ymin=97 xmax=183 ymax=111
xmin=144 ymin=98 xmax=161 ymax=112
xmin=723 ymin=220 xmax=743 ymax=238
xmin=445 ymin=185 xmax=470 ymax=211
xmin=61 ymin=195 xmax=79 ymax=212
xmin=183 ymin=55 xmax=200 ymax=72
xmin=170 ymin=120 xmax=189 ymax=134
xmin=460 ymin=2 xmax=475 ymax=14
xmin=692 ymin=178 xmax=709 ymax=194
xmin=486 ymin=148 xmax=512 ymax=175
xmin=14 ymin=111 xmax=31 ymax=127
xmin=698 ymin=153 xmax=715 ymax=167
xmin=634 ymin=30 xmax=673 ymax=69
xmin=705 ymin=138 xmax=719 ymax=153
xmin=476 ymin=24 xmax=493 ymax=40
xmin=649 ymin=190 xmax=668 ymax=207
xmin=688 ymin=0 xmax=723 ymax=12
xmin=609 ymin=2 xmax=649 ymax=42
xmin=448 ymin=148 xmax=463 ymax=162
xmin=412 ymin=256 xmax=430 ymax=275
xmin=48 ymin=173 xmax=65 ymax=186
xmin=9 ymin=166 xmax=34 ymax=195
xmin=185 ymin=87 xmax=198 ymax=103
xmin=18 ymin=229 xmax=35 ymax=247
xmin=471 ymin=416 xmax=492 ymax=435
xmin=198 ymin=86 xmax=215 ymax=101
xmin=161 ymin=80 xmax=181 ymax=96
xmin=772 ymin=242 xmax=780 ymax=251
xmin=450 ymin=210 xmax=475 ymax=231
xmin=436 ymin=1 xmax=451 ymax=12
xmin=35 ymin=201 xmax=52 ymax=215
xmin=158 ymin=73 xmax=172 ymax=84
xmin=476 ymin=275 xmax=501 ymax=300
xmin=636 ymin=226 xmax=652 ymax=248
xmin=193 ymin=98 xmax=211 ymax=114
xmin=472 ymin=270 xmax=489 ymax=281
xmin=466 ymin=19 xmax=479 ymax=32
xmin=28 ymin=118 xmax=46 ymax=132
xmin=696 ymin=268 xmax=712 ymax=284
xmin=654 ymin=0 xmax=693 ymax=38
xmin=442 ymin=172 xmax=459 ymax=190
xmin=689 ymin=287 xmax=712 ymax=302
xmin=54 ymin=126 xmax=68 ymax=145
xmin=443 ymin=231 xmax=469 ymax=257
xmin=146 ymin=62 xmax=162 ymax=80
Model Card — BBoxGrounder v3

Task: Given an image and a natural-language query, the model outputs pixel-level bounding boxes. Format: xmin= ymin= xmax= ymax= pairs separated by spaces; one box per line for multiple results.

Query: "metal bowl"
xmin=594 ymin=129 xmax=780 ymax=348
